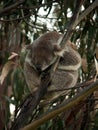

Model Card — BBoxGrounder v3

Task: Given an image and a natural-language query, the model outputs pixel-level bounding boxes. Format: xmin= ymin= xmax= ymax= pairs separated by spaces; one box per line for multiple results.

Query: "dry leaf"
xmin=95 ymin=46 xmax=98 ymax=59
xmin=7 ymin=85 xmax=13 ymax=97
xmin=0 ymin=61 xmax=14 ymax=85
xmin=8 ymin=52 xmax=18 ymax=60
xmin=81 ymin=55 xmax=88 ymax=73
xmin=94 ymin=56 xmax=98 ymax=81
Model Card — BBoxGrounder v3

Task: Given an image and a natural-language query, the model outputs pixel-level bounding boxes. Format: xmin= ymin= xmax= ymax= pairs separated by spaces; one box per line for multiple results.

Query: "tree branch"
xmin=60 ymin=0 xmax=98 ymax=49
xmin=0 ymin=0 xmax=57 ymax=17
xmin=21 ymin=80 xmax=98 ymax=130
xmin=0 ymin=0 xmax=25 ymax=16
xmin=76 ymin=0 xmax=98 ymax=26
xmin=60 ymin=0 xmax=84 ymax=49
xmin=0 ymin=14 xmax=30 ymax=22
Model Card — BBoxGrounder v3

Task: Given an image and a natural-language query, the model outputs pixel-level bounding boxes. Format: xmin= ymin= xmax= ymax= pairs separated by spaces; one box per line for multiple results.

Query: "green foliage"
xmin=0 ymin=0 xmax=98 ymax=130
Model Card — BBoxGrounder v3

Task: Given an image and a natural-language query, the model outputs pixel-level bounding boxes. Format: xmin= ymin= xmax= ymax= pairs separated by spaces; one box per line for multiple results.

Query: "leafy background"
xmin=0 ymin=0 xmax=98 ymax=130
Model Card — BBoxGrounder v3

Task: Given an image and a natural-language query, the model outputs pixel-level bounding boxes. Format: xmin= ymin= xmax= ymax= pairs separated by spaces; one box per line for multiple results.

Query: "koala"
xmin=24 ymin=31 xmax=81 ymax=101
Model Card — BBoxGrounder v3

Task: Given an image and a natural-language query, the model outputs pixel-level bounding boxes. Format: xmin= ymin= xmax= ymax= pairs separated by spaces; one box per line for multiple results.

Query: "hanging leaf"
xmin=81 ymin=55 xmax=88 ymax=73
xmin=94 ymin=56 xmax=98 ymax=81
xmin=8 ymin=52 xmax=18 ymax=60
xmin=0 ymin=61 xmax=14 ymax=85
xmin=95 ymin=46 xmax=98 ymax=59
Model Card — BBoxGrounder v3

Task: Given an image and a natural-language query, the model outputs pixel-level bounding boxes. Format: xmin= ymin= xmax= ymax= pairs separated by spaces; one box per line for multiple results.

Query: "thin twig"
xmin=20 ymin=9 xmax=49 ymax=31
xmin=75 ymin=0 xmax=98 ymax=26
xmin=18 ymin=0 xmax=57 ymax=10
xmin=0 ymin=0 xmax=25 ymax=16
xmin=60 ymin=0 xmax=98 ymax=48
xmin=60 ymin=0 xmax=84 ymax=48
xmin=0 ymin=0 xmax=57 ymax=17
xmin=48 ymin=78 xmax=95 ymax=92
xmin=0 ymin=14 xmax=30 ymax=22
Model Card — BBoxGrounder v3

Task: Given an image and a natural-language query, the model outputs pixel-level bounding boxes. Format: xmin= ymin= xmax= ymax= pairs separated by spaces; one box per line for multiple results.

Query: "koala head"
xmin=25 ymin=32 xmax=63 ymax=72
